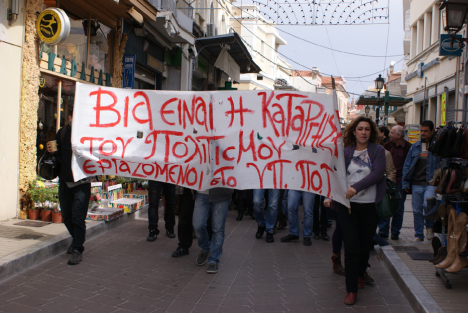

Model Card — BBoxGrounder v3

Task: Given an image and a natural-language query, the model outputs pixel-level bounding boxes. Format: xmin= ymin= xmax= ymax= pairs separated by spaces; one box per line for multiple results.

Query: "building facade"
xmin=230 ymin=5 xmax=291 ymax=91
xmin=402 ymin=0 xmax=466 ymax=126
xmin=0 ymin=0 xmax=25 ymax=220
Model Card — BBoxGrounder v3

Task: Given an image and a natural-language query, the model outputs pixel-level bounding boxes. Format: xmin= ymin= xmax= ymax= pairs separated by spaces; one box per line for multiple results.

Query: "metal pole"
xmin=376 ymin=90 xmax=380 ymax=125
xmin=422 ymin=77 xmax=427 ymax=122
xmin=455 ymin=55 xmax=461 ymax=121
xmin=56 ymin=79 xmax=62 ymax=133
xmin=384 ymin=90 xmax=389 ymax=127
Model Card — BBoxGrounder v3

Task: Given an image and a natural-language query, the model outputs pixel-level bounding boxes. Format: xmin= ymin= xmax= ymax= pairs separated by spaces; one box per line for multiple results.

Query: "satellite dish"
xmin=390 ymin=61 xmax=396 ymax=66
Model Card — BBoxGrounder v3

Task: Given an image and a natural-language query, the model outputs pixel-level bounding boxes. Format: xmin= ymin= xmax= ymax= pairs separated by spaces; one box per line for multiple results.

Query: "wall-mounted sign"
xmin=417 ymin=62 xmax=424 ymax=78
xmin=36 ymin=8 xmax=70 ymax=45
xmin=147 ymin=55 xmax=163 ymax=73
xmin=441 ymin=92 xmax=447 ymax=126
xmin=439 ymin=34 xmax=464 ymax=57
xmin=123 ymin=54 xmax=136 ymax=89
xmin=405 ymin=58 xmax=440 ymax=81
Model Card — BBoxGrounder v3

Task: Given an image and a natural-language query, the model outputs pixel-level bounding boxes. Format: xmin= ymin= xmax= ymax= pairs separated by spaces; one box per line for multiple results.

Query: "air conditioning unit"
xmin=206 ymin=23 xmax=215 ymax=37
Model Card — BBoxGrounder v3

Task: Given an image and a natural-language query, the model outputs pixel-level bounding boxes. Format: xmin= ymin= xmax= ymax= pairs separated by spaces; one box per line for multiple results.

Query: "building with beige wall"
xmin=230 ymin=5 xmax=291 ymax=91
xmin=403 ymin=0 xmax=465 ymax=126
xmin=0 ymin=0 xmax=25 ymax=220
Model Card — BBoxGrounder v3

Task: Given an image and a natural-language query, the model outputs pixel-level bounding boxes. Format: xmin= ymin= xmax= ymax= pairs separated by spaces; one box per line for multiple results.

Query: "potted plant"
xmin=27 ymin=181 xmax=41 ymax=220
xmin=41 ymin=187 xmax=53 ymax=222
xmin=50 ymin=186 xmax=62 ymax=223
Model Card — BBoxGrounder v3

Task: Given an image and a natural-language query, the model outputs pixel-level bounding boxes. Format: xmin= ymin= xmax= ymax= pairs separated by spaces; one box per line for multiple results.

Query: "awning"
xmin=214 ymin=49 xmax=241 ymax=82
xmin=356 ymin=91 xmax=412 ymax=107
xmin=195 ymin=32 xmax=261 ymax=74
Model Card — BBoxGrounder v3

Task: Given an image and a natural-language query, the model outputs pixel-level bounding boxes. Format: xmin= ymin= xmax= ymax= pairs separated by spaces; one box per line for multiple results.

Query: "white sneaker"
xmin=413 ymin=237 xmax=423 ymax=242
xmin=426 ymin=228 xmax=434 ymax=240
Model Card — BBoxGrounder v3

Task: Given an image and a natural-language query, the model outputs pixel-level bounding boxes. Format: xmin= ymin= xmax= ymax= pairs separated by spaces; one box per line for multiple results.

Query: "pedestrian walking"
xmin=171 ymin=188 xmax=195 ymax=257
xmin=193 ymin=188 xmax=233 ymax=274
xmin=313 ymin=194 xmax=329 ymax=240
xmin=328 ymin=116 xmax=386 ymax=305
xmin=147 ymin=181 xmax=176 ymax=241
xmin=253 ymin=189 xmax=280 ymax=243
xmin=281 ymin=190 xmax=315 ymax=246
xmin=378 ymin=125 xmax=412 ymax=240
xmin=402 ymin=120 xmax=441 ymax=242
xmin=47 ymin=106 xmax=91 ymax=265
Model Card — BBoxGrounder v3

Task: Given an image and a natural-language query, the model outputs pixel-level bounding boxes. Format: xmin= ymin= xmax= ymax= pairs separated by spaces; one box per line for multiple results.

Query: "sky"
xmin=238 ymin=0 xmax=405 ymax=100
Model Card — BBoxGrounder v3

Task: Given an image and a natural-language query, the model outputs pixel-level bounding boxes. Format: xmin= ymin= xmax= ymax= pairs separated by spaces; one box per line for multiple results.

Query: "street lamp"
xmin=374 ymin=74 xmax=385 ymax=125
xmin=440 ymin=0 xmax=468 ymax=33
xmin=365 ymin=105 xmax=370 ymax=117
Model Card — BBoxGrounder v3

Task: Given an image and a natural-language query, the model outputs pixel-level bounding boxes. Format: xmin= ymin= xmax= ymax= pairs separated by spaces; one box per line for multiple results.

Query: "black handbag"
xmin=377 ymin=178 xmax=401 ymax=219
xmin=37 ymin=151 xmax=60 ymax=180
xmin=37 ymin=129 xmax=65 ymax=180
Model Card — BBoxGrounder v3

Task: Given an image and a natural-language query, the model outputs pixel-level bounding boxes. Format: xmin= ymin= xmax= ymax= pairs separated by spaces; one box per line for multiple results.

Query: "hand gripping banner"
xmin=71 ymin=83 xmax=350 ymax=207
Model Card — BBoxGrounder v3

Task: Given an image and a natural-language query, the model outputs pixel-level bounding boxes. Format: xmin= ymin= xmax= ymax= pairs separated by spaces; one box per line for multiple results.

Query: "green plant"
xmin=49 ymin=186 xmax=59 ymax=210
xmin=27 ymin=180 xmax=41 ymax=210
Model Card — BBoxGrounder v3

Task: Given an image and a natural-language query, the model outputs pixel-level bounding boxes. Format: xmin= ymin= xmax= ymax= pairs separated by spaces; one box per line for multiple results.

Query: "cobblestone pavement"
xmin=0 ymin=209 xmax=412 ymax=313
xmin=386 ymin=195 xmax=468 ymax=313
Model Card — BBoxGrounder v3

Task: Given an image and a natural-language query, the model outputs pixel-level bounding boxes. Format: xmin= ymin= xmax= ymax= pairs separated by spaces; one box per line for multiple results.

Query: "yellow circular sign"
xmin=37 ymin=9 xmax=62 ymax=44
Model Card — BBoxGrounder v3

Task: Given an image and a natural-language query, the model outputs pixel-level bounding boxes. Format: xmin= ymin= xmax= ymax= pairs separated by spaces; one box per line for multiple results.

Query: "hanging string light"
xmin=232 ymin=0 xmax=389 ymax=26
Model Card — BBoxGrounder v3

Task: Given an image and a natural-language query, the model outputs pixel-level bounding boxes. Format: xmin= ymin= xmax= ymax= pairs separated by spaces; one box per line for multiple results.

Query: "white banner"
xmin=71 ymin=83 xmax=350 ymax=207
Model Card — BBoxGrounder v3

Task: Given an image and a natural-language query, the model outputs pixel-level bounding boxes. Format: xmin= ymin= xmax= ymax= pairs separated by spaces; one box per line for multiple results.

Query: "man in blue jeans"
xmin=253 ymin=189 xmax=280 ymax=243
xmin=193 ymin=188 xmax=233 ymax=274
xmin=378 ymin=125 xmax=412 ymax=240
xmin=281 ymin=190 xmax=315 ymax=246
xmin=402 ymin=121 xmax=441 ymax=242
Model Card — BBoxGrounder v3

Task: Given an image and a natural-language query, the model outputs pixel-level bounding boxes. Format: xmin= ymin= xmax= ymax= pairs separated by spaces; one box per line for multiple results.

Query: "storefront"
xmin=122 ymin=20 xmax=165 ymax=90
xmin=17 ymin=0 xmax=158 ymax=217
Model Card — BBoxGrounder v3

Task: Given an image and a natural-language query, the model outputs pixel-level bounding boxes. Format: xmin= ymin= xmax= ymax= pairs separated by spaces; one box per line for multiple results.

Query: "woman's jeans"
xmin=192 ymin=193 xmax=230 ymax=264
xmin=337 ymin=202 xmax=378 ymax=293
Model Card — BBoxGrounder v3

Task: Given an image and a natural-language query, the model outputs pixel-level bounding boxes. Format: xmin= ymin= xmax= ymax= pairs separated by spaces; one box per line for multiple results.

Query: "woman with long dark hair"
xmin=324 ymin=116 xmax=386 ymax=305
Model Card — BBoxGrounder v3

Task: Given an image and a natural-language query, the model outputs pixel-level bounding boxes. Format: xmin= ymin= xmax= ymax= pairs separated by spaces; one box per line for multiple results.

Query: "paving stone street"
xmin=0 ymin=206 xmax=413 ymax=313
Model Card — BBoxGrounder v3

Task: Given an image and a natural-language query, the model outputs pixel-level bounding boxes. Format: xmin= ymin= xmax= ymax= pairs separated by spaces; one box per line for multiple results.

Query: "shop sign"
xmin=439 ymin=34 xmax=463 ymax=57
xmin=405 ymin=58 xmax=440 ymax=81
xmin=441 ymin=92 xmax=447 ymax=126
xmin=71 ymin=84 xmax=350 ymax=208
xmin=123 ymin=54 xmax=136 ymax=89
xmin=36 ymin=8 xmax=70 ymax=45
xmin=147 ymin=55 xmax=163 ymax=73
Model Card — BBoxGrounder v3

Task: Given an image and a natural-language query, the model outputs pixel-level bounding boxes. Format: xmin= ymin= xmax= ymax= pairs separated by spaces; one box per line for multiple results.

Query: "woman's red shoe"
xmin=344 ymin=292 xmax=357 ymax=305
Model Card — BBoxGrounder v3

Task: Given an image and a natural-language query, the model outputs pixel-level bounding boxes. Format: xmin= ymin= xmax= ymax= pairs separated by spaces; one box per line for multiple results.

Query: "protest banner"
xmin=71 ymin=83 xmax=350 ymax=207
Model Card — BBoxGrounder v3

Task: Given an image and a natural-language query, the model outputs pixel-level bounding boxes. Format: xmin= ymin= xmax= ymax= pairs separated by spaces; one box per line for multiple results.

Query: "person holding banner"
xmin=193 ymin=188 xmax=233 ymax=274
xmin=47 ymin=106 xmax=92 ymax=266
xmin=147 ymin=181 xmax=176 ymax=241
xmin=253 ymin=189 xmax=280 ymax=243
xmin=324 ymin=116 xmax=386 ymax=306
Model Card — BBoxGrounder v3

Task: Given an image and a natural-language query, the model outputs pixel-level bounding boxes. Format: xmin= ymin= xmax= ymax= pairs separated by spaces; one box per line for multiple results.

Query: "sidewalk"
xmin=380 ymin=195 xmax=468 ymax=313
xmin=0 ymin=208 xmax=147 ymax=282
xmin=0 ymin=206 xmax=413 ymax=313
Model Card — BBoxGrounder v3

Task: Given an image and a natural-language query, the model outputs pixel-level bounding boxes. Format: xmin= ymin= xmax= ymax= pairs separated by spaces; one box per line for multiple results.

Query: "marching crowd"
xmin=49 ymin=107 xmax=440 ymax=306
